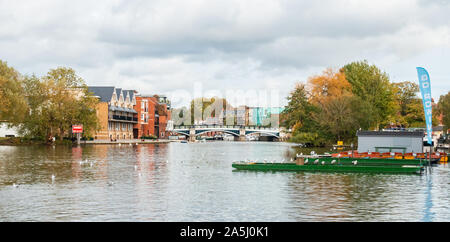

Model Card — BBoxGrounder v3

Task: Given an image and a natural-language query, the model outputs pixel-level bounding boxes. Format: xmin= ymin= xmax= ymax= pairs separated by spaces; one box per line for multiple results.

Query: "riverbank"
xmin=0 ymin=137 xmax=177 ymax=146
xmin=81 ymin=139 xmax=175 ymax=144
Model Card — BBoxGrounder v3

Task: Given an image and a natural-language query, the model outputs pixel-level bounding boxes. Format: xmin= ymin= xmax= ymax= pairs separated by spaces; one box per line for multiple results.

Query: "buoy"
xmin=321 ymin=161 xmax=325 ymax=165
xmin=314 ymin=159 xmax=319 ymax=164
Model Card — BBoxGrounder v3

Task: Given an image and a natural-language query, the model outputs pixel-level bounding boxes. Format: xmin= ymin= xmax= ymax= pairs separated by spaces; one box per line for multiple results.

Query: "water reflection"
xmin=0 ymin=143 xmax=449 ymax=221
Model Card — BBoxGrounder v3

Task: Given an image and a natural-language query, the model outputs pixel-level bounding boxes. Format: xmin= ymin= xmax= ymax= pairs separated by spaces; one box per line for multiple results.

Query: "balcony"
xmin=110 ymin=115 xmax=138 ymax=123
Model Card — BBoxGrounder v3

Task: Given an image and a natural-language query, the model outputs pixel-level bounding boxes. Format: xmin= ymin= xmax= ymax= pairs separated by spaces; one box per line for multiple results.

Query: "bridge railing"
xmin=173 ymin=125 xmax=279 ymax=131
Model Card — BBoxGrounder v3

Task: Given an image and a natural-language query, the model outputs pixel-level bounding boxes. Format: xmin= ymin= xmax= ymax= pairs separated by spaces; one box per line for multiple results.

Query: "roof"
xmin=357 ymin=130 xmax=424 ymax=137
xmin=87 ymin=86 xmax=115 ymax=103
xmin=123 ymin=89 xmax=136 ymax=101
xmin=433 ymin=125 xmax=445 ymax=131
xmin=115 ymin=88 xmax=122 ymax=100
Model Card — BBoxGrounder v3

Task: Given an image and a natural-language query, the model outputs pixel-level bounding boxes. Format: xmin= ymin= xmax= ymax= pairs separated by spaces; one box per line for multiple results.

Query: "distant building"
xmin=357 ymin=130 xmax=424 ymax=153
xmin=248 ymin=107 xmax=284 ymax=127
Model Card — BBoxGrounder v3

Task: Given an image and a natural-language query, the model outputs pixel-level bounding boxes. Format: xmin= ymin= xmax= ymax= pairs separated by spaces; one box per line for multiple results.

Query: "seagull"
xmin=321 ymin=161 xmax=325 ymax=165
xmin=304 ymin=159 xmax=309 ymax=164
xmin=296 ymin=153 xmax=300 ymax=157
xmin=314 ymin=159 xmax=319 ymax=164
xmin=12 ymin=183 xmax=19 ymax=188
xmin=290 ymin=158 xmax=294 ymax=162
xmin=129 ymin=143 xmax=132 ymax=146
xmin=331 ymin=160 xmax=336 ymax=165
xmin=352 ymin=160 xmax=358 ymax=165
xmin=107 ymin=181 xmax=114 ymax=186
xmin=51 ymin=174 xmax=55 ymax=182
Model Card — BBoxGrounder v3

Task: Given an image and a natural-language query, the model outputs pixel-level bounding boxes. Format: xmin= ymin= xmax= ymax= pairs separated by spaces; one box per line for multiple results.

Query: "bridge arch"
xmin=170 ymin=130 xmax=190 ymax=136
xmin=245 ymin=131 xmax=280 ymax=138
xmin=194 ymin=129 xmax=239 ymax=137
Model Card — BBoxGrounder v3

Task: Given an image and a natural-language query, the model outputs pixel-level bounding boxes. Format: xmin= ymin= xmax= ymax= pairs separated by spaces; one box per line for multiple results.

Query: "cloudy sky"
xmin=1 ymin=0 xmax=449 ymax=107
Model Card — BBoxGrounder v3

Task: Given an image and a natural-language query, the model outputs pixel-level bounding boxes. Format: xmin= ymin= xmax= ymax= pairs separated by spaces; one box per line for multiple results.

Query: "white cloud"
xmin=0 ymin=0 xmax=449 ymax=107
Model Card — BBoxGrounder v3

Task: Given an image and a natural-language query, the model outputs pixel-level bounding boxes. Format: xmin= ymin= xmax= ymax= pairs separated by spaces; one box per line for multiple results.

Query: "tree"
xmin=190 ymin=97 xmax=231 ymax=125
xmin=307 ymin=68 xmax=352 ymax=105
xmin=281 ymin=83 xmax=317 ymax=132
xmin=342 ymin=60 xmax=395 ymax=130
xmin=313 ymin=95 xmax=360 ymax=141
xmin=392 ymin=81 xmax=420 ymax=116
xmin=0 ymin=60 xmax=27 ymax=124
xmin=438 ymin=92 xmax=450 ymax=129
xmin=20 ymin=67 xmax=99 ymax=141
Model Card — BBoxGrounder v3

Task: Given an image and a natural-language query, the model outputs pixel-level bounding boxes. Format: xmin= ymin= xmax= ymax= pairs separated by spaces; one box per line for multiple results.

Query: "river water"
xmin=0 ymin=142 xmax=449 ymax=221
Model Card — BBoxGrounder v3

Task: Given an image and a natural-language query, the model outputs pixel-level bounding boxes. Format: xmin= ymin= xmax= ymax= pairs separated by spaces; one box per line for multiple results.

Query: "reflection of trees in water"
xmin=0 ymin=145 xmax=77 ymax=185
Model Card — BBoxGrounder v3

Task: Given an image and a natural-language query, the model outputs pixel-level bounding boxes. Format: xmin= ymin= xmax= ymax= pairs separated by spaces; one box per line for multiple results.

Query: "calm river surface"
xmin=0 ymin=142 xmax=449 ymax=221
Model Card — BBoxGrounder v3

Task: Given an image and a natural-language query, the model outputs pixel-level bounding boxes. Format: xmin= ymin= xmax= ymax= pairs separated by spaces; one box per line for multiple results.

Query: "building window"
xmin=141 ymin=101 xmax=144 ymax=110
xmin=141 ymin=113 xmax=145 ymax=121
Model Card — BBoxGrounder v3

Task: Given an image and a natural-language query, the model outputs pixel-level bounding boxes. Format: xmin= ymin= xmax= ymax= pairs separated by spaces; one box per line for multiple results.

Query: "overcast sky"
xmin=1 ymin=0 xmax=449 ymax=107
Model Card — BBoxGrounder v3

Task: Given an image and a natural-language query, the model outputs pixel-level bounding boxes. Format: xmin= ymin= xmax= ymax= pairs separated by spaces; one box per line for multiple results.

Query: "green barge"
xmin=232 ymin=157 xmax=425 ymax=174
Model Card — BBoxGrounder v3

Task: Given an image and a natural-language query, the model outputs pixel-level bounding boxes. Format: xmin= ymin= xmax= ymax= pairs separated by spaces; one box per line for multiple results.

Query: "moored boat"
xmin=232 ymin=161 xmax=424 ymax=174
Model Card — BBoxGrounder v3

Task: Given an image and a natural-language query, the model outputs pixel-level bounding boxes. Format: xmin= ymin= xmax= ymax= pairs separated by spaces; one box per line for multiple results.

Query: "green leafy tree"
xmin=438 ymin=91 xmax=450 ymax=129
xmin=20 ymin=67 xmax=99 ymax=141
xmin=342 ymin=60 xmax=395 ymax=130
xmin=392 ymin=81 xmax=420 ymax=116
xmin=281 ymin=83 xmax=317 ymax=131
xmin=0 ymin=60 xmax=28 ymax=124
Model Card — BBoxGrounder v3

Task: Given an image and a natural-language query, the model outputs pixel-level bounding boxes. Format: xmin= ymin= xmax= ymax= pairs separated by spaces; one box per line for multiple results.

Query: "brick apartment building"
xmin=88 ymin=86 xmax=171 ymax=140
xmin=134 ymin=95 xmax=171 ymax=139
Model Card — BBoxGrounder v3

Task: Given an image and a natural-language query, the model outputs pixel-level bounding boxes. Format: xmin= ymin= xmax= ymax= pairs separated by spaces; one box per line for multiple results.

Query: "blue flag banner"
xmin=416 ymin=67 xmax=433 ymax=145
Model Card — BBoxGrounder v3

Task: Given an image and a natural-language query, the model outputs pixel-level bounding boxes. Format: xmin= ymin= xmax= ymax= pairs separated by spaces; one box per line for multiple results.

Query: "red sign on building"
xmin=72 ymin=125 xmax=83 ymax=133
